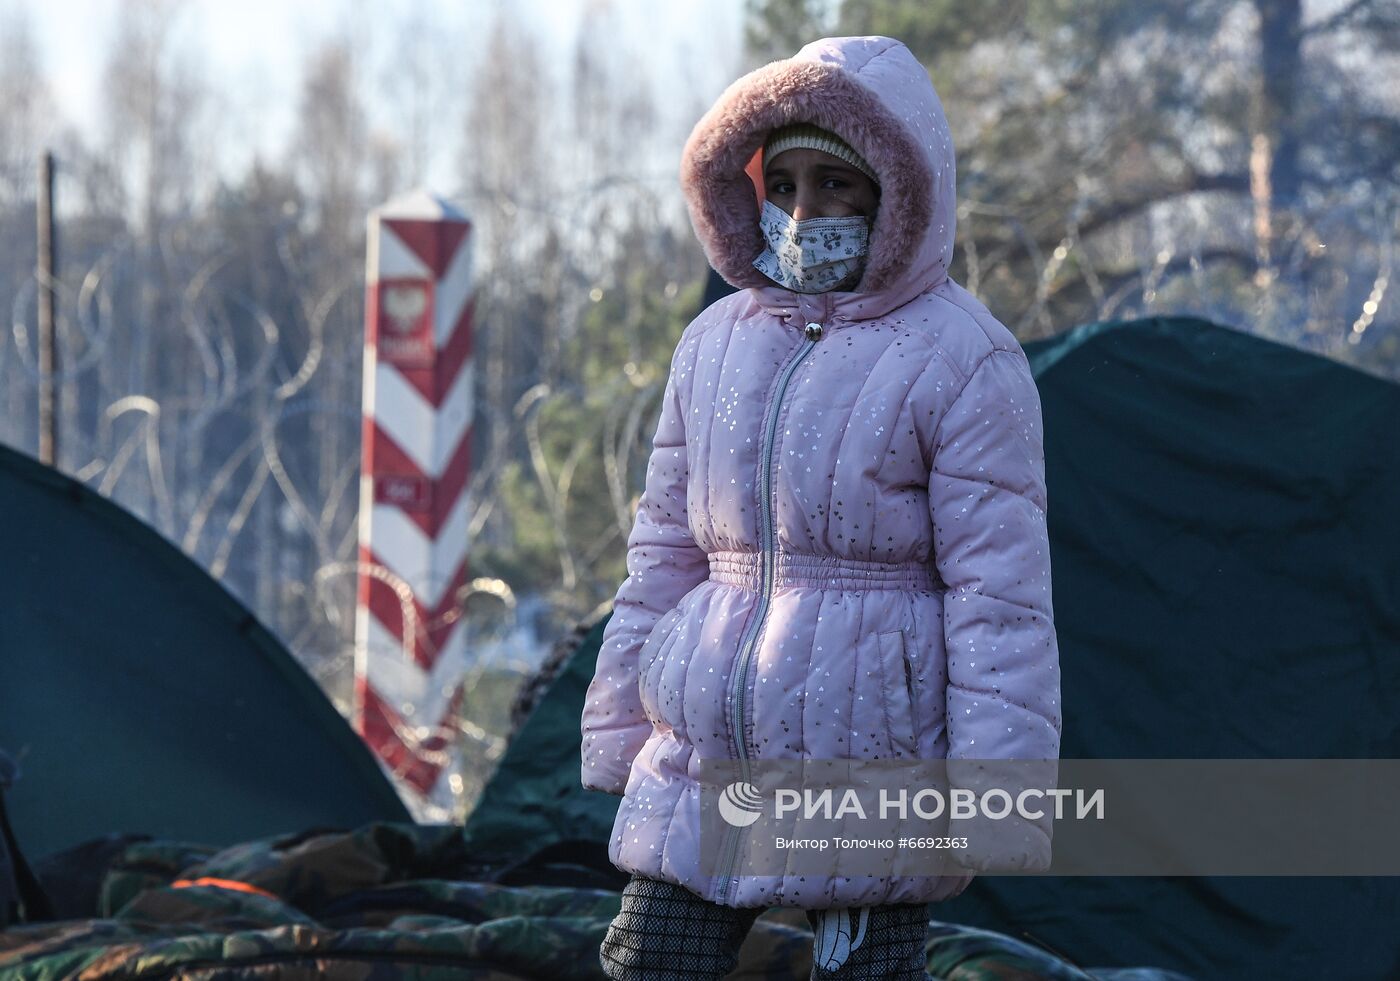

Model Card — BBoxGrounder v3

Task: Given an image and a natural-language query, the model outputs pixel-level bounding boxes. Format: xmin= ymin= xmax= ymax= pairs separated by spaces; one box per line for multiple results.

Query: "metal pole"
xmin=37 ymin=151 xmax=57 ymax=467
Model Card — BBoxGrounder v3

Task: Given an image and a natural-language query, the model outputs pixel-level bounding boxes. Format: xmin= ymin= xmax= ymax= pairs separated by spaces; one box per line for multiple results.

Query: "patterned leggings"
xmin=600 ymin=874 xmax=932 ymax=980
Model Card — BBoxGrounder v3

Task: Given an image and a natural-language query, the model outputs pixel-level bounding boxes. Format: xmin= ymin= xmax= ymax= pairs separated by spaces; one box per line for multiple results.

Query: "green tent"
xmin=464 ymin=315 xmax=1400 ymax=981
xmin=0 ymin=442 xmax=410 ymax=862
xmin=5 ymin=311 xmax=1395 ymax=978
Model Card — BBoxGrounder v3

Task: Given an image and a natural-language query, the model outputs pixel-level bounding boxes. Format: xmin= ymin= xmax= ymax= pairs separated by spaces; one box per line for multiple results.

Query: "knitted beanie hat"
xmin=762 ymin=123 xmax=879 ymax=185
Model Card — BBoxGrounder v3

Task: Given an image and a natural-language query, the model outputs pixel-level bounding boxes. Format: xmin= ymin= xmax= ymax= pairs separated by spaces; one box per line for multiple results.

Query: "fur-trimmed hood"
xmin=680 ymin=36 xmax=957 ymax=321
xmin=586 ymin=39 xmax=1060 ymax=910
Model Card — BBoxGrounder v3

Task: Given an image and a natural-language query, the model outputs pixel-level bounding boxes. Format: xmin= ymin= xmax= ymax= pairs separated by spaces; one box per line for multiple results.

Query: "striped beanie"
xmin=762 ymin=123 xmax=879 ymax=185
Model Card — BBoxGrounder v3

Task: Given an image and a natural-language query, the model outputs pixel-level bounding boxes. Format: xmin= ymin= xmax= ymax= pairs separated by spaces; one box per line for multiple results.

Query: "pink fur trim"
xmin=680 ymin=60 xmax=933 ymax=294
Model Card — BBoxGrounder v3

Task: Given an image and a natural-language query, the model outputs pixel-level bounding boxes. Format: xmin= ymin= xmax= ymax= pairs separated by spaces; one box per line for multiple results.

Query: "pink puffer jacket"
xmin=580 ymin=36 xmax=1061 ymax=910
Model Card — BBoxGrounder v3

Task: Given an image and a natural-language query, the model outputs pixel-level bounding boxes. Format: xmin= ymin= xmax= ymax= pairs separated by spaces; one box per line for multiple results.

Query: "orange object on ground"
xmin=171 ymin=877 xmax=279 ymax=900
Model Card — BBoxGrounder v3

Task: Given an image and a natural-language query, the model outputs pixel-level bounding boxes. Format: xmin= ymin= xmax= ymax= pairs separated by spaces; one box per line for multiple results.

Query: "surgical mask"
xmin=752 ymin=199 xmax=871 ymax=294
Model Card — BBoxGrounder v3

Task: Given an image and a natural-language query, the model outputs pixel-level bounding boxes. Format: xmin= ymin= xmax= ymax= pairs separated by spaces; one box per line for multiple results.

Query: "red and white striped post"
xmin=355 ymin=190 xmax=476 ymax=803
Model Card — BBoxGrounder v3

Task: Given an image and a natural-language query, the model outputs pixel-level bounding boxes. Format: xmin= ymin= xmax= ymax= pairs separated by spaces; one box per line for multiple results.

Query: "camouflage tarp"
xmin=1 ymin=822 xmax=1194 ymax=980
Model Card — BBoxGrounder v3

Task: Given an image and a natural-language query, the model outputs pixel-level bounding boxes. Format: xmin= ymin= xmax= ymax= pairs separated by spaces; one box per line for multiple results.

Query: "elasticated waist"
xmin=707 ymin=549 xmax=943 ymax=592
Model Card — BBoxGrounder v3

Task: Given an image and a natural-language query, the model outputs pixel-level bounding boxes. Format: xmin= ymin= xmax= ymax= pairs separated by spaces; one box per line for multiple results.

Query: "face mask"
xmin=752 ymin=199 xmax=871 ymax=294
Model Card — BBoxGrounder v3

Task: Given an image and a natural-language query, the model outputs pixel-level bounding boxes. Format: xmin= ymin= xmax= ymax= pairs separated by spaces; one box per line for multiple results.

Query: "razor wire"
xmin=1 ymin=163 xmax=1396 ymax=817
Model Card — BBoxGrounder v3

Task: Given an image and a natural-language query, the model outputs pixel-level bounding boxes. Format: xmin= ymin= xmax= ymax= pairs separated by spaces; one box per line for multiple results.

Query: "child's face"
xmin=762 ymin=148 xmax=879 ymax=223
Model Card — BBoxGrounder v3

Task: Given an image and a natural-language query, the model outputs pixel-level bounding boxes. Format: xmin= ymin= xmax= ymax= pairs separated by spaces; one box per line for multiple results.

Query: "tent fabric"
xmin=3 ymin=822 xmax=1192 ymax=979
xmin=3 ymin=311 xmax=1395 ymax=977
xmin=946 ymin=316 xmax=1400 ymax=980
xmin=461 ymin=617 xmax=621 ymax=867
xmin=0 ymin=442 xmax=410 ymax=861
xmin=458 ymin=613 xmax=1183 ymax=978
xmin=464 ymin=314 xmax=1400 ymax=980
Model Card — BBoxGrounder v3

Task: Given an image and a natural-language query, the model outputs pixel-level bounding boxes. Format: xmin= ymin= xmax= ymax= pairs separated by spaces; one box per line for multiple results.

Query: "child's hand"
xmin=944 ymin=757 xmax=1057 ymax=873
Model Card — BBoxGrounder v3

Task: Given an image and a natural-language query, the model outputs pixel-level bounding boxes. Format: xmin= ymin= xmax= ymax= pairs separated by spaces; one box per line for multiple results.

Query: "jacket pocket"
xmin=877 ymin=629 xmax=920 ymax=757
xmin=638 ymin=607 xmax=685 ymax=722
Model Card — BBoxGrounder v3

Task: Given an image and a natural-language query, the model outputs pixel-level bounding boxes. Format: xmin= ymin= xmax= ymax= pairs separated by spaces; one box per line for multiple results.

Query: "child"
xmin=582 ymin=35 xmax=1062 ymax=980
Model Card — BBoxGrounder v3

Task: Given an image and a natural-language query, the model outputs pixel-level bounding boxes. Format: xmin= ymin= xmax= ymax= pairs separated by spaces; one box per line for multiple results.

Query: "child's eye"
xmin=822 ymin=178 xmax=848 ymax=189
xmin=769 ymin=181 xmax=795 ymax=195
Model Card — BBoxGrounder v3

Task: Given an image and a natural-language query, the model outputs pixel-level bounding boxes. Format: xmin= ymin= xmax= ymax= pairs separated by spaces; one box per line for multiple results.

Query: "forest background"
xmin=2 ymin=0 xmax=1396 ymax=816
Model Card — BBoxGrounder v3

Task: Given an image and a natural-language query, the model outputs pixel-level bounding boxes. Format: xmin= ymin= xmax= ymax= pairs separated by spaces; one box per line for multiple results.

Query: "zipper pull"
xmin=804 ymin=321 xmax=823 ymax=341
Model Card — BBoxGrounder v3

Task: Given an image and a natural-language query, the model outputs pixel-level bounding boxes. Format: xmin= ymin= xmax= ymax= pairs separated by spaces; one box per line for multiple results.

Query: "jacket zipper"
xmin=716 ymin=315 xmax=822 ymax=905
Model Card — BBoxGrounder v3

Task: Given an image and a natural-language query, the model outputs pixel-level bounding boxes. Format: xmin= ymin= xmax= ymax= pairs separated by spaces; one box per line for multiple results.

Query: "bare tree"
xmin=378 ymin=0 xmax=459 ymax=189
xmin=455 ymin=15 xmax=555 ymax=556
xmin=816 ymin=0 xmax=1400 ymax=364
xmin=100 ymin=0 xmax=209 ymax=234
xmin=291 ymin=39 xmax=373 ymax=250
xmin=0 ymin=6 xmax=55 ymax=208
